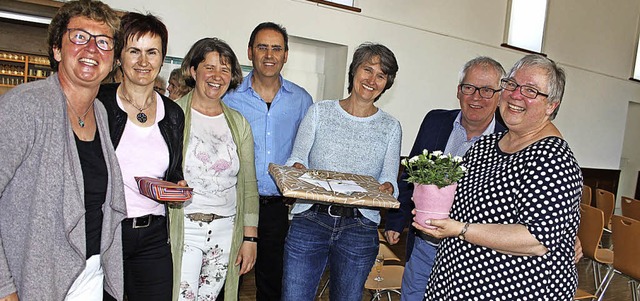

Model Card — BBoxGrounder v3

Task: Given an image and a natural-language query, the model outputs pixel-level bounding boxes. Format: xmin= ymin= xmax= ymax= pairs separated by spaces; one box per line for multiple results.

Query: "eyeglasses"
xmin=458 ymin=84 xmax=501 ymax=99
xmin=500 ymin=78 xmax=549 ymax=99
xmin=66 ymin=28 xmax=115 ymax=51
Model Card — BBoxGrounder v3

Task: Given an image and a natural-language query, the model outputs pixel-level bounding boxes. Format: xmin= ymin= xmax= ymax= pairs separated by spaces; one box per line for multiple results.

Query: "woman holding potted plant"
xmin=402 ymin=150 xmax=466 ymax=229
xmin=417 ymin=54 xmax=582 ymax=300
xmin=281 ymin=43 xmax=401 ymax=301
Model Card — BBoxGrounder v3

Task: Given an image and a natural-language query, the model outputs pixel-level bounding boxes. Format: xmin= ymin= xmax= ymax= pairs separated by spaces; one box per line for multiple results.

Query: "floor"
xmin=237 ymin=230 xmax=634 ymax=301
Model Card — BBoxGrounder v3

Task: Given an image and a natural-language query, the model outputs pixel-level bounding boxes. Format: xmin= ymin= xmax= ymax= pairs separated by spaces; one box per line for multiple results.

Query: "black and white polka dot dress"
xmin=424 ymin=132 xmax=582 ymax=301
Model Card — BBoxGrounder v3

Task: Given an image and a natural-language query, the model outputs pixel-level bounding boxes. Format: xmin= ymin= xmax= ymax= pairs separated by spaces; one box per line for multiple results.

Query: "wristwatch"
xmin=458 ymin=222 xmax=470 ymax=240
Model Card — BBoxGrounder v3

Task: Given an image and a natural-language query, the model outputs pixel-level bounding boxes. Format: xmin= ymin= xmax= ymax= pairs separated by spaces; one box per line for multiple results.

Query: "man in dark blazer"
xmin=384 ymin=57 xmax=506 ymax=300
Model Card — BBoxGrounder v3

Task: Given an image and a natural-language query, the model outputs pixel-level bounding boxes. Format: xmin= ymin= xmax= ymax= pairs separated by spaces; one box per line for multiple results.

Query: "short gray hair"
xmin=507 ymin=54 xmax=566 ymax=120
xmin=458 ymin=56 xmax=505 ymax=85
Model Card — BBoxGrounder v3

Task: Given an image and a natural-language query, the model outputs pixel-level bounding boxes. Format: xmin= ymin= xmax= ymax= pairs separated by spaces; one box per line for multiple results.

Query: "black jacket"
xmin=97 ymin=83 xmax=185 ymax=183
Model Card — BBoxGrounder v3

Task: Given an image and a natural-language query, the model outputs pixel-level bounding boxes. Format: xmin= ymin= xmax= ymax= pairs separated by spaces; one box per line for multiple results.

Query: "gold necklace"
xmin=121 ymin=93 xmax=153 ymax=123
xmin=66 ymin=98 xmax=93 ymax=128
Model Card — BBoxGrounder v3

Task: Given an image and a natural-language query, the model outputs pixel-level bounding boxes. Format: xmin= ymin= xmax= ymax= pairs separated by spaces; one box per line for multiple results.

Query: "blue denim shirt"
xmin=443 ymin=111 xmax=496 ymax=157
xmin=223 ymin=71 xmax=313 ymax=196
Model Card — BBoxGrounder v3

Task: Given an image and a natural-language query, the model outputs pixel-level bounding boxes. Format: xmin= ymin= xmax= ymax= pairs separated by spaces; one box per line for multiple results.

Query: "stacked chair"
xmin=577 ymin=203 xmax=614 ymax=300
xmin=595 ymin=189 xmax=615 ymax=232
xmin=596 ymin=215 xmax=640 ymax=301
xmin=621 ymin=196 xmax=640 ymax=221
xmin=582 ymin=185 xmax=593 ymax=205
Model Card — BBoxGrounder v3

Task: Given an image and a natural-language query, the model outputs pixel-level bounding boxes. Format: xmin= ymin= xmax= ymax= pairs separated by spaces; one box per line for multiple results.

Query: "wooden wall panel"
xmin=581 ymin=168 xmax=620 ymax=206
xmin=0 ymin=20 xmax=48 ymax=56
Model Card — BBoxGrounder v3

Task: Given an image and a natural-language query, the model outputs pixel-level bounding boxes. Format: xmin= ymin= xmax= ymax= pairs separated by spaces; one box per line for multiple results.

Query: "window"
xmin=633 ymin=35 xmax=640 ymax=80
xmin=306 ymin=0 xmax=360 ymax=13
xmin=325 ymin=0 xmax=353 ymax=5
xmin=504 ymin=0 xmax=548 ymax=53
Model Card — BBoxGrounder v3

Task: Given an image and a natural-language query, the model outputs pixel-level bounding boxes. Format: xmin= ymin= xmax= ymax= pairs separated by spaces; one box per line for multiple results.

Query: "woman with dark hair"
xmin=97 ymin=12 xmax=185 ymax=301
xmin=169 ymin=38 xmax=258 ymax=300
xmin=281 ymin=42 xmax=402 ymax=301
xmin=0 ymin=1 xmax=126 ymax=300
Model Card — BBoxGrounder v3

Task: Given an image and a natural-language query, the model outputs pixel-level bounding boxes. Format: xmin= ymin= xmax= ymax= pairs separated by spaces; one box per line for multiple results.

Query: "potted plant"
xmin=401 ymin=150 xmax=467 ymax=228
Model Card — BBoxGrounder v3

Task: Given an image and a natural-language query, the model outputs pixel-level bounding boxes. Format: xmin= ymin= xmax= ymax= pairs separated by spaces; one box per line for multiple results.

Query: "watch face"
xmin=458 ymin=234 xmax=464 ymax=240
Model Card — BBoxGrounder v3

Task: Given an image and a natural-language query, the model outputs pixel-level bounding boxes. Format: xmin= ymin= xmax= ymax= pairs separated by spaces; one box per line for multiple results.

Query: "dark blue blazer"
xmin=384 ymin=109 xmax=506 ymax=259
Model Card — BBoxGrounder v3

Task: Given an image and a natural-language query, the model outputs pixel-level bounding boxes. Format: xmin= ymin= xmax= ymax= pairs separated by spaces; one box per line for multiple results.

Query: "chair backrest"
xmin=581 ymin=185 xmax=592 ymax=205
xmin=611 ymin=215 xmax=640 ymax=280
xmin=577 ymin=204 xmax=605 ymax=260
xmin=621 ymin=196 xmax=640 ymax=221
xmin=595 ymin=189 xmax=615 ymax=229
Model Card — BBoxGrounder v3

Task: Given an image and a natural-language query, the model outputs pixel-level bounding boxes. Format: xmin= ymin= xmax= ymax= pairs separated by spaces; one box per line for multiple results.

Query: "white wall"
xmin=103 ymin=0 xmax=640 ymax=170
xmin=618 ymin=102 xmax=640 ymax=210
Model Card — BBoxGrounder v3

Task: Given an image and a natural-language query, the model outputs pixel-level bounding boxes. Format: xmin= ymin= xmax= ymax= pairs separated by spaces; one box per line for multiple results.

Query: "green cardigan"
xmin=170 ymin=91 xmax=259 ymax=300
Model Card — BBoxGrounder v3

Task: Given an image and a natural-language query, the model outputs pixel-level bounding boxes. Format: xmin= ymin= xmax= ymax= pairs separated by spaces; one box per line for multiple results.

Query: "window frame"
xmin=502 ymin=0 xmax=549 ymax=55
xmin=306 ymin=0 xmax=361 ymax=13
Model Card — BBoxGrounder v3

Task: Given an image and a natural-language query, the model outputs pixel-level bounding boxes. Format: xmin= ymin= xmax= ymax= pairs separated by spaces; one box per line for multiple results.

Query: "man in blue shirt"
xmin=223 ymin=22 xmax=313 ymax=301
xmin=384 ymin=57 xmax=506 ymax=300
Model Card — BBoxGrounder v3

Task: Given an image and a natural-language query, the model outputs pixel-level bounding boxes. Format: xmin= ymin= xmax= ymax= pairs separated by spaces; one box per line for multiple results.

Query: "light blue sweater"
xmin=286 ymin=100 xmax=402 ymax=224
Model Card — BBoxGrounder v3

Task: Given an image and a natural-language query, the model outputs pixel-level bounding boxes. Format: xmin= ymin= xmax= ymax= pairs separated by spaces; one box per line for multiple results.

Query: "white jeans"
xmin=65 ymin=255 xmax=103 ymax=301
xmin=178 ymin=215 xmax=234 ymax=301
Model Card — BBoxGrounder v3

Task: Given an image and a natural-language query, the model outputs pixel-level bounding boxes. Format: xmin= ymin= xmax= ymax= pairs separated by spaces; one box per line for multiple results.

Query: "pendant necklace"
xmin=121 ymin=93 xmax=153 ymax=123
xmin=66 ymin=98 xmax=94 ymax=128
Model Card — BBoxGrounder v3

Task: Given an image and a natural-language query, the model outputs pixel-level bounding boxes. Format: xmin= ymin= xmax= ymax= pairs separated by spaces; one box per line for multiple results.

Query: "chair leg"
xmin=370 ymin=289 xmax=401 ymax=301
xmin=631 ymin=280 xmax=639 ymax=301
xmin=595 ymin=266 xmax=615 ymax=301
xmin=368 ymin=289 xmax=380 ymax=301
xmin=318 ymin=277 xmax=329 ymax=299
xmin=592 ymin=260 xmax=601 ymax=290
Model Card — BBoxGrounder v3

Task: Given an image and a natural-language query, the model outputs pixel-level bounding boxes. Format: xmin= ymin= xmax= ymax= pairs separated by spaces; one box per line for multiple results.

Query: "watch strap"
xmin=458 ymin=222 xmax=470 ymax=240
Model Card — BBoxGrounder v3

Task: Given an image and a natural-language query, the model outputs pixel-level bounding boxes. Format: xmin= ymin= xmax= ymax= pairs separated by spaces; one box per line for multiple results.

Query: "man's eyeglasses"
xmin=500 ymin=78 xmax=549 ymax=99
xmin=459 ymin=84 xmax=501 ymax=99
xmin=66 ymin=28 xmax=115 ymax=51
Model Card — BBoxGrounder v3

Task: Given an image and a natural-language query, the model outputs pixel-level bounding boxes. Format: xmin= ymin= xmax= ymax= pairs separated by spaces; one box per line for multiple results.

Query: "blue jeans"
xmin=282 ymin=208 xmax=379 ymax=301
xmin=400 ymin=237 xmax=437 ymax=301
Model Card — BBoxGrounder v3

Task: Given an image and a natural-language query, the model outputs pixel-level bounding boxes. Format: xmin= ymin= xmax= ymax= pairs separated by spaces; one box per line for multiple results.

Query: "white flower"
xmin=439 ymin=154 xmax=448 ymax=160
xmin=452 ymin=156 xmax=463 ymax=163
xmin=401 ymin=158 xmax=408 ymax=166
xmin=423 ymin=149 xmax=429 ymax=155
xmin=460 ymin=166 xmax=467 ymax=172
xmin=431 ymin=150 xmax=443 ymax=157
xmin=409 ymin=156 xmax=419 ymax=163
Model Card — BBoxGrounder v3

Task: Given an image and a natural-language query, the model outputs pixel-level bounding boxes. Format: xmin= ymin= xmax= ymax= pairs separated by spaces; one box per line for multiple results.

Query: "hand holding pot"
xmin=411 ymin=211 xmax=465 ymax=240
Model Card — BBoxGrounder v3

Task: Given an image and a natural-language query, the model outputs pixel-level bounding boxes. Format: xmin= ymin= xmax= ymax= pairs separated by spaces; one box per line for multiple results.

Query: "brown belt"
xmin=185 ymin=213 xmax=229 ymax=223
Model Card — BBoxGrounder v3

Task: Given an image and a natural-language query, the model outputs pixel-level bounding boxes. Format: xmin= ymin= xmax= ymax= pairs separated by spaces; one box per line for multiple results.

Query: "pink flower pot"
xmin=413 ymin=183 xmax=457 ymax=229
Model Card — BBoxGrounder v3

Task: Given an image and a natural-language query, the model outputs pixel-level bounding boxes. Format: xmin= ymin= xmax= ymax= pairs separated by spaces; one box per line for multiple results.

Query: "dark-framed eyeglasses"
xmin=500 ymin=78 xmax=549 ymax=99
xmin=66 ymin=28 xmax=115 ymax=51
xmin=458 ymin=83 xmax=501 ymax=99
